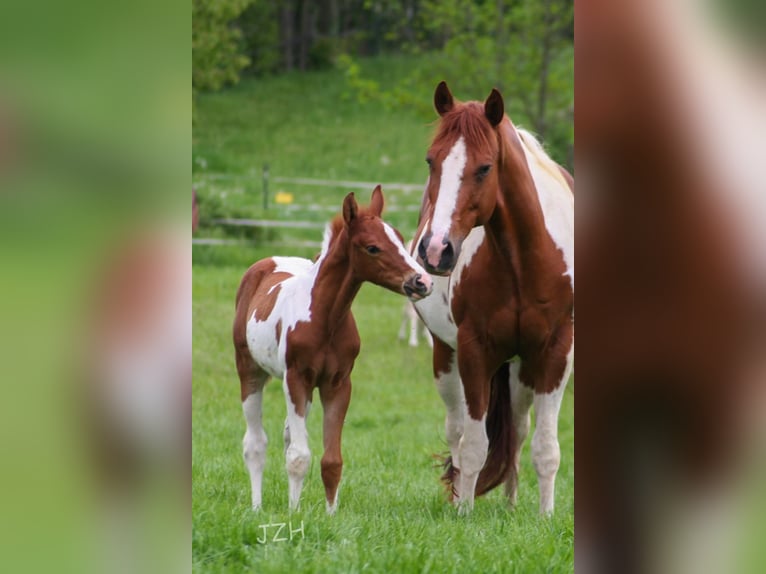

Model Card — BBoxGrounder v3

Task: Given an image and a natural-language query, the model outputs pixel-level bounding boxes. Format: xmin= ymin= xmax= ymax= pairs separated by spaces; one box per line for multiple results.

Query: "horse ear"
xmin=434 ymin=81 xmax=454 ymax=116
xmin=369 ymin=185 xmax=384 ymax=216
xmin=484 ymin=88 xmax=504 ymax=127
xmin=342 ymin=192 xmax=358 ymax=225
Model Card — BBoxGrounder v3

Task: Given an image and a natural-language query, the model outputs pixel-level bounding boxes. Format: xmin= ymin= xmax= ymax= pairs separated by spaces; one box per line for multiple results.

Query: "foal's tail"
xmin=476 ymin=361 xmax=514 ymax=496
xmin=441 ymin=362 xmax=514 ymax=498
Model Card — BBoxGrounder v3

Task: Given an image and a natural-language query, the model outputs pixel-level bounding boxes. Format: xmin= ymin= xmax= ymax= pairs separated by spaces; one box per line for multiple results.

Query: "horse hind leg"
xmin=283 ymin=371 xmax=312 ymax=511
xmin=505 ymin=360 xmax=534 ymax=507
xmin=238 ymin=354 xmax=270 ymax=511
xmin=407 ymin=303 xmax=419 ymax=347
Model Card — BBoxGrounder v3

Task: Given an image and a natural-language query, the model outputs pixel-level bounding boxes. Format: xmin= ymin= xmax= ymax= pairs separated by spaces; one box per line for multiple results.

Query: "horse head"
xmin=418 ymin=81 xmax=505 ymax=275
xmin=343 ymin=186 xmax=432 ymax=300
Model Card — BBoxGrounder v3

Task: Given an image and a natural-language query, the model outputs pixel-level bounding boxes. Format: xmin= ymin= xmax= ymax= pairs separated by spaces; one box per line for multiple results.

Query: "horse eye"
xmin=366 ymin=245 xmax=381 ymax=255
xmin=476 ymin=164 xmax=492 ymax=180
xmin=426 ymin=157 xmax=433 ymax=168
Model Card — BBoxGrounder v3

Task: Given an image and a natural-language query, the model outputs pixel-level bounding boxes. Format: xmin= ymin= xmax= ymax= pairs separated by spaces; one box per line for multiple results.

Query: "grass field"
xmin=193 ymin=57 xmax=574 ymax=573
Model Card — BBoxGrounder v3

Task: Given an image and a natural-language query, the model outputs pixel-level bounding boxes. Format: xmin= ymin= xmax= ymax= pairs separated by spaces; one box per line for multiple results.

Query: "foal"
xmin=233 ymin=186 xmax=432 ymax=513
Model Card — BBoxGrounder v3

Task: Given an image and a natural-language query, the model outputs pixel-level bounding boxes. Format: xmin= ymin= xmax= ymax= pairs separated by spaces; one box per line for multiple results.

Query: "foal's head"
xmin=418 ymin=81 xmax=506 ymax=275
xmin=342 ymin=186 xmax=432 ymax=301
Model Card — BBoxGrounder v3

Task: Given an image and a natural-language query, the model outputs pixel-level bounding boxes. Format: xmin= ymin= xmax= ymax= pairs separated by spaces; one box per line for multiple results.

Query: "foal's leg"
xmin=530 ymin=336 xmax=573 ymax=515
xmin=318 ymin=377 xmax=351 ymax=514
xmin=432 ymin=338 xmax=465 ymax=501
xmin=237 ymin=353 xmax=270 ymax=511
xmin=504 ymin=360 xmax=534 ymax=506
xmin=283 ymin=369 xmax=312 ymax=511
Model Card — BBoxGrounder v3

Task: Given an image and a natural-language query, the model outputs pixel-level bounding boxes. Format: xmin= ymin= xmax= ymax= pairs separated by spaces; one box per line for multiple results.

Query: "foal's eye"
xmin=476 ymin=164 xmax=492 ymax=180
xmin=425 ymin=157 xmax=433 ymax=169
xmin=366 ymin=245 xmax=381 ymax=255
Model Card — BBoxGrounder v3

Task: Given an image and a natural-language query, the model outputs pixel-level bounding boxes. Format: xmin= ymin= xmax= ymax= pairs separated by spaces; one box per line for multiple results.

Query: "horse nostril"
xmin=414 ymin=274 xmax=427 ymax=293
xmin=438 ymin=240 xmax=455 ymax=270
xmin=417 ymin=238 xmax=428 ymax=262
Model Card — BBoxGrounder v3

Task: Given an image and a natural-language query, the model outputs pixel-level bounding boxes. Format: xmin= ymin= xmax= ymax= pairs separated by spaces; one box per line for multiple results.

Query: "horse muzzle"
xmin=403 ymin=273 xmax=432 ymax=301
xmin=418 ymin=232 xmax=460 ymax=275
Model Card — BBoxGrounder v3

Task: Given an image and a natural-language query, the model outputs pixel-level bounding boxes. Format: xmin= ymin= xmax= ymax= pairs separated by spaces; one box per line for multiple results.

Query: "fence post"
xmin=262 ymin=164 xmax=270 ymax=211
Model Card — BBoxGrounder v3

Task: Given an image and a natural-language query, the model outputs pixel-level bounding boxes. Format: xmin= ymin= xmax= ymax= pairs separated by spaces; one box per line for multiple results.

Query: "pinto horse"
xmin=233 ymin=186 xmax=432 ymax=513
xmin=412 ymin=82 xmax=574 ymax=515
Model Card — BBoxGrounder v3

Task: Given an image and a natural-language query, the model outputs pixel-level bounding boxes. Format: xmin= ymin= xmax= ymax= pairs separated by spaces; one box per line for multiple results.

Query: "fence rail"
xmin=193 ymin=173 xmax=423 ymax=248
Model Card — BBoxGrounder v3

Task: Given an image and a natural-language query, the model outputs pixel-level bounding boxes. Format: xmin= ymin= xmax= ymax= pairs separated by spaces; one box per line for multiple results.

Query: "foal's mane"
xmin=432 ymin=101 xmax=499 ymax=156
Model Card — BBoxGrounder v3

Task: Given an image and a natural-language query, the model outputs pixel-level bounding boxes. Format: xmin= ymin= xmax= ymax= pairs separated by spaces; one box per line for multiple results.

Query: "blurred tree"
xmin=339 ymin=0 xmax=574 ymax=165
xmin=192 ymin=0 xmax=253 ymax=91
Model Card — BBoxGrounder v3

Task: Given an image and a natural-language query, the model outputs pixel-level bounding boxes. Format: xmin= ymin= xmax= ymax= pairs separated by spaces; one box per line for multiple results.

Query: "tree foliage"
xmin=192 ymin=0 xmax=253 ymax=91
xmin=192 ymin=0 xmax=573 ymax=164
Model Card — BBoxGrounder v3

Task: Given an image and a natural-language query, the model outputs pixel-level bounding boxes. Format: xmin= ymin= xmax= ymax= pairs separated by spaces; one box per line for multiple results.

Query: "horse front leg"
xmin=432 ymin=338 xmax=465 ymax=502
xmin=283 ymin=369 xmax=312 ymax=512
xmin=455 ymin=333 xmax=492 ymax=515
xmin=318 ymin=376 xmax=351 ymax=514
xmin=526 ymin=325 xmax=573 ymax=515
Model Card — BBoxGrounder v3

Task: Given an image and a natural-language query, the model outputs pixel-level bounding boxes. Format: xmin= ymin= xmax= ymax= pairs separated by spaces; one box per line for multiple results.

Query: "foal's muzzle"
xmin=403 ymin=273 xmax=432 ymax=301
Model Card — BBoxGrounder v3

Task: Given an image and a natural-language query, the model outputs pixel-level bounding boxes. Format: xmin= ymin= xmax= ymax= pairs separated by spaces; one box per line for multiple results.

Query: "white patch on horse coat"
xmin=414 ymin=226 xmax=485 ymax=348
xmin=246 ymin=256 xmax=320 ymax=379
xmin=431 ymin=136 xmax=467 ymax=238
xmin=517 ymin=129 xmax=574 ymax=289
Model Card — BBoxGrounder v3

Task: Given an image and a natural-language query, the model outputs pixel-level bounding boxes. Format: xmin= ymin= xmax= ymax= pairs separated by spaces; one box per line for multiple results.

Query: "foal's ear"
xmin=484 ymin=88 xmax=504 ymax=127
xmin=342 ymin=192 xmax=358 ymax=225
xmin=369 ymin=185 xmax=384 ymax=217
xmin=434 ymin=81 xmax=454 ymax=116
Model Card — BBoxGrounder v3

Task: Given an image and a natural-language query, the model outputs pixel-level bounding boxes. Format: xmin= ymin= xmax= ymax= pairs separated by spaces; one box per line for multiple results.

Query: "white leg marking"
xmin=326 ymin=483 xmax=341 ymax=515
xmin=284 ymin=379 xmax=311 ymax=511
xmin=242 ymin=392 xmax=268 ymax=511
xmin=434 ymin=353 xmax=465 ymax=500
xmin=382 ymin=222 xmax=430 ymax=286
xmin=408 ymin=303 xmax=419 ymax=347
xmin=457 ymin=414 xmax=489 ymax=515
xmin=398 ymin=304 xmax=408 ymax=342
xmin=532 ymin=347 xmax=573 ymax=515
xmin=505 ymin=361 xmax=534 ymax=506
xmin=424 ymin=325 xmax=433 ymax=348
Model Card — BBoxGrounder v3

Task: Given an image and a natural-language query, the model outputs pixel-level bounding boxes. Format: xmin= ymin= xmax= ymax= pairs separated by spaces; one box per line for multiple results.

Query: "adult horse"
xmin=413 ymin=82 xmax=574 ymax=515
xmin=233 ymin=186 xmax=432 ymax=513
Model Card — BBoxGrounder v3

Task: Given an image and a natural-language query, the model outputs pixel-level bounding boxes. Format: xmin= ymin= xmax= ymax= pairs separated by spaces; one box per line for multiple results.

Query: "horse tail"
xmin=475 ymin=361 xmax=514 ymax=496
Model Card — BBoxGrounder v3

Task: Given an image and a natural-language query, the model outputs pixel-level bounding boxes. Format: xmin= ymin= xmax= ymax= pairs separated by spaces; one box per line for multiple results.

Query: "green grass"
xmin=193 ymin=57 xmax=573 ymax=573
xmin=193 ymin=261 xmax=573 ymax=573
xmin=193 ymin=55 xmax=440 ymax=253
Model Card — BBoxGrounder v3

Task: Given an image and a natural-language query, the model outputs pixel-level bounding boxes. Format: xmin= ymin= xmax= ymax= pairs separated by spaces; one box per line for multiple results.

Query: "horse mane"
xmin=516 ymin=128 xmax=571 ymax=193
xmin=432 ymin=101 xmax=498 ymax=157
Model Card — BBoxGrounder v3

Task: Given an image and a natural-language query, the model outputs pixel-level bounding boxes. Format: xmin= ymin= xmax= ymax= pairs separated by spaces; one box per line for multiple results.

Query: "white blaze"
xmin=382 ymin=222 xmax=431 ymax=292
xmin=431 ymin=136 xmax=467 ymax=239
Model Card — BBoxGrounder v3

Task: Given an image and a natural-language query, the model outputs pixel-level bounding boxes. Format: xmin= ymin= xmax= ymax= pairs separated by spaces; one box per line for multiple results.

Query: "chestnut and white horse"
xmin=413 ymin=82 xmax=574 ymax=515
xmin=233 ymin=187 xmax=432 ymax=513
